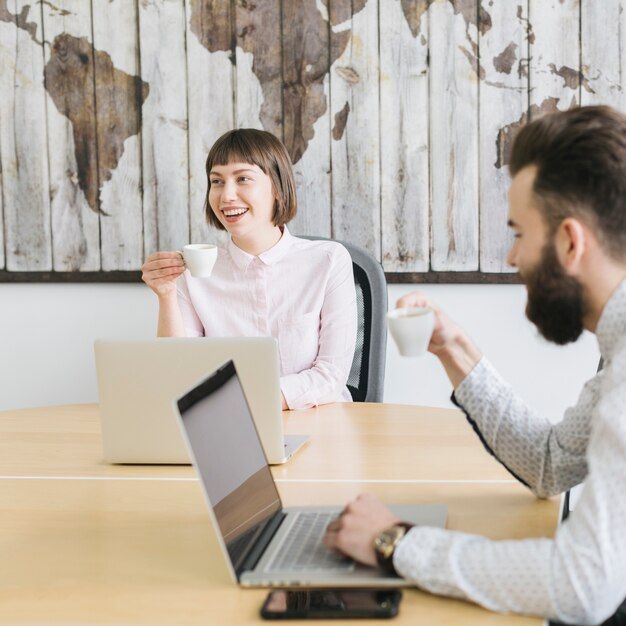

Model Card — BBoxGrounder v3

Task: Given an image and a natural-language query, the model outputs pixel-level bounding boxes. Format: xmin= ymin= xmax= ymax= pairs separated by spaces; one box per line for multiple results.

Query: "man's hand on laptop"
xmin=323 ymin=494 xmax=401 ymax=566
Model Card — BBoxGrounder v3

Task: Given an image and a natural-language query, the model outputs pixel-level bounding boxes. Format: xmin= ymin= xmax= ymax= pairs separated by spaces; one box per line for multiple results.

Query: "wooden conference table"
xmin=0 ymin=403 xmax=560 ymax=625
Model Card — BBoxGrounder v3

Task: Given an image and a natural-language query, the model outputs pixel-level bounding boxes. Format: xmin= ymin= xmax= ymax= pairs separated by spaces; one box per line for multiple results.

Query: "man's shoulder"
xmin=601 ymin=337 xmax=626 ymax=387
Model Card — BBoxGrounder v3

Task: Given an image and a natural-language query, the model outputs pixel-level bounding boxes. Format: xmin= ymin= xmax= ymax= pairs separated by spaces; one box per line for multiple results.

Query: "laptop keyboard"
xmin=267 ymin=512 xmax=354 ymax=572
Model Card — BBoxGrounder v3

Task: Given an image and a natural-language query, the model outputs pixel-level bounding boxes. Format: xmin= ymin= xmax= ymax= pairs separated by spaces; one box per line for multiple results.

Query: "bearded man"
xmin=324 ymin=106 xmax=626 ymax=626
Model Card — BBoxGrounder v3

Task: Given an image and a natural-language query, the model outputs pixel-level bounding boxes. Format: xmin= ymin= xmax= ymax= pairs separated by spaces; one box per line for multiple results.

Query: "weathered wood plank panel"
xmin=42 ymin=0 xmax=101 ymax=271
xmin=186 ymin=0 xmax=233 ymax=247
xmin=380 ymin=0 xmax=429 ymax=272
xmin=139 ymin=0 xmax=189 ymax=256
xmin=329 ymin=0 xmax=381 ymax=259
xmin=0 ymin=0 xmax=51 ymax=271
xmin=0 ymin=151 xmax=3 ymax=268
xmin=0 ymin=24 xmax=4 ymax=269
xmin=288 ymin=111 xmax=332 ymax=234
xmin=581 ymin=0 xmax=623 ymax=108
xmin=478 ymin=1 xmax=527 ymax=273
xmin=233 ymin=0 xmax=276 ymax=130
xmin=288 ymin=86 xmax=332 ymax=238
xmin=282 ymin=0 xmax=331 ymax=237
xmin=429 ymin=0 xmax=479 ymax=271
xmin=3 ymin=0 xmax=625 ymax=282
xmin=92 ymin=0 xmax=146 ymax=270
xmin=529 ymin=0 xmax=580 ymax=115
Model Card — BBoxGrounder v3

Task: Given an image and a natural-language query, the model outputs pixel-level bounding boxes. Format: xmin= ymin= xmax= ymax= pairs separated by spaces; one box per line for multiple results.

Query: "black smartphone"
xmin=260 ymin=588 xmax=402 ymax=619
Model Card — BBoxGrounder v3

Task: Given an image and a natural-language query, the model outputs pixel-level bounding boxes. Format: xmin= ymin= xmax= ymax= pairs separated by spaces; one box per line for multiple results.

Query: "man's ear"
xmin=555 ymin=217 xmax=586 ymax=272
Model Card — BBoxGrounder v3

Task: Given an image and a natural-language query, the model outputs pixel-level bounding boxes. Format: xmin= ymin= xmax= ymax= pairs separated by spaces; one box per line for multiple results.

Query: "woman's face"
xmin=208 ymin=162 xmax=277 ymax=240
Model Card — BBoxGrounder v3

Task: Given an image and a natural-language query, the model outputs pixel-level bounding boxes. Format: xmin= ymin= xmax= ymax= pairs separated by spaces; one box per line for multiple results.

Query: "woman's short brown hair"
xmin=204 ymin=128 xmax=297 ymax=230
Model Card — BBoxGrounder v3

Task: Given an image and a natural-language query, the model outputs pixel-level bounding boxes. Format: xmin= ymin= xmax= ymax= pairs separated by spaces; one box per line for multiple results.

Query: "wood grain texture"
xmin=0 ymin=98 xmax=4 ymax=268
xmin=0 ymin=401 xmax=512 ymax=481
xmin=139 ymin=0 xmax=190 ymax=256
xmin=0 ymin=477 xmax=552 ymax=625
xmin=580 ymin=0 xmax=623 ymax=108
xmin=529 ymin=0 xmax=581 ymax=114
xmin=0 ymin=0 xmax=52 ymax=271
xmin=0 ymin=269 xmax=523 ymax=284
xmin=288 ymin=86 xmax=332 ymax=238
xmin=2 ymin=0 xmax=625 ymax=282
xmin=380 ymin=0 xmax=429 ymax=272
xmin=186 ymin=0 xmax=233 ymax=247
xmin=478 ymin=1 xmax=528 ymax=273
xmin=279 ymin=401 xmax=515 ymax=481
xmin=0 ymin=270 xmax=144 ymax=282
xmin=0 ymin=402 xmax=556 ymax=626
xmin=429 ymin=0 xmax=479 ymax=271
xmin=92 ymin=0 xmax=148 ymax=270
xmin=234 ymin=0 xmax=279 ymax=131
xmin=280 ymin=0 xmax=329 ymax=164
xmin=283 ymin=0 xmax=331 ymax=237
xmin=330 ymin=0 xmax=381 ymax=259
xmin=42 ymin=0 xmax=101 ymax=271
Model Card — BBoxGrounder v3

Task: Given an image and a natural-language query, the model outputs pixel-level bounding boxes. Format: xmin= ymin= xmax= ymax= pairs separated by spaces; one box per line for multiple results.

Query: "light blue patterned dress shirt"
xmin=393 ymin=280 xmax=626 ymax=625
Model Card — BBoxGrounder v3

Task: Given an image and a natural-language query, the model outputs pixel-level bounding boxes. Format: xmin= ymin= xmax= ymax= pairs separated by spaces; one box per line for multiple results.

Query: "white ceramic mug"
xmin=182 ymin=244 xmax=218 ymax=278
xmin=386 ymin=307 xmax=435 ymax=357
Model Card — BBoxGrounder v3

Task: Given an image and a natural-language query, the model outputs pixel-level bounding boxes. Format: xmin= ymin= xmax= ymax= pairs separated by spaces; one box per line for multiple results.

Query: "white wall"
xmin=0 ymin=283 xmax=600 ymax=421
xmin=386 ymin=284 xmax=599 ymax=421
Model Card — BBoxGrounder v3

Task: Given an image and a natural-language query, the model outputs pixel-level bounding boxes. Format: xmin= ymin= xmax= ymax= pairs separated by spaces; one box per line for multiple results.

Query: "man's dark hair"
xmin=510 ymin=105 xmax=626 ymax=262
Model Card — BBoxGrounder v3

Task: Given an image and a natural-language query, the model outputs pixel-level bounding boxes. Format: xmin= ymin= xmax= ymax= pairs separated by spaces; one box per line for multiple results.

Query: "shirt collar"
xmin=226 ymin=226 xmax=295 ymax=271
xmin=596 ymin=278 xmax=626 ymax=361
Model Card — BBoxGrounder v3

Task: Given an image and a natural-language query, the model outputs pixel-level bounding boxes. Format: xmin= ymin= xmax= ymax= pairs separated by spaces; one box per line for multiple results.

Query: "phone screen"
xmin=260 ymin=589 xmax=402 ymax=619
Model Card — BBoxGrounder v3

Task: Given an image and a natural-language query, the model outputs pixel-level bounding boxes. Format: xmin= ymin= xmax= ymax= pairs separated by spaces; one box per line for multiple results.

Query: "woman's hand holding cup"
xmin=141 ymin=251 xmax=186 ymax=299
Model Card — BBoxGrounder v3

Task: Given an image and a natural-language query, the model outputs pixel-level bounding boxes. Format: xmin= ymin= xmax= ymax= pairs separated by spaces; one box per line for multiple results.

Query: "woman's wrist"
xmin=156 ymin=289 xmax=182 ymax=316
xmin=157 ymin=293 xmax=186 ymax=337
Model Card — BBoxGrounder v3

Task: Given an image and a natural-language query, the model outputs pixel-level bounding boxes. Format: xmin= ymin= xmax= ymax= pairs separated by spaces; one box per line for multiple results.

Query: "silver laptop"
xmin=94 ymin=338 xmax=308 ymax=465
xmin=175 ymin=359 xmax=447 ymax=587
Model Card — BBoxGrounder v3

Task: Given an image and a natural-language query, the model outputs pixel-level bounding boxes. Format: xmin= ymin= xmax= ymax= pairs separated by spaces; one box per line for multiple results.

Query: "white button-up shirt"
xmin=394 ymin=279 xmax=626 ymax=625
xmin=176 ymin=227 xmax=357 ymax=409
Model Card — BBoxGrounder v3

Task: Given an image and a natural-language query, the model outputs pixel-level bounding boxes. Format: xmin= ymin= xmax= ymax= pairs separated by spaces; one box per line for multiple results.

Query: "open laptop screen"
xmin=177 ymin=361 xmax=282 ymax=548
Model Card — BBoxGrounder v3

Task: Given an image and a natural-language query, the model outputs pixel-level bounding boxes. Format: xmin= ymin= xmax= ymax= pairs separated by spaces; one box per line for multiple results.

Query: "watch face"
xmin=375 ymin=526 xmax=407 ymax=558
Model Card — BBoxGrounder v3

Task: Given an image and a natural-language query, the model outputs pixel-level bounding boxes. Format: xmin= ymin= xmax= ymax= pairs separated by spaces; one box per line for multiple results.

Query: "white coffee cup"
xmin=182 ymin=244 xmax=218 ymax=278
xmin=387 ymin=307 xmax=435 ymax=357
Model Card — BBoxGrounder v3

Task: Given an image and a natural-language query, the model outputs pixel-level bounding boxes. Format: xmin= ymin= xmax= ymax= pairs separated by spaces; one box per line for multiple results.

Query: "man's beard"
xmin=523 ymin=241 xmax=586 ymax=345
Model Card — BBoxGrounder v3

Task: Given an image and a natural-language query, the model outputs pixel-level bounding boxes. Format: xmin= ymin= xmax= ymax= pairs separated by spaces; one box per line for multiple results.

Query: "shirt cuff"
xmin=280 ymin=374 xmax=315 ymax=410
xmin=392 ymin=526 xmax=468 ymax=599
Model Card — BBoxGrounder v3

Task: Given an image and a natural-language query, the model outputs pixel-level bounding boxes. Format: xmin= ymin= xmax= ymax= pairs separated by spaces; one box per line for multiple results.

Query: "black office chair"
xmin=301 ymin=236 xmax=387 ymax=402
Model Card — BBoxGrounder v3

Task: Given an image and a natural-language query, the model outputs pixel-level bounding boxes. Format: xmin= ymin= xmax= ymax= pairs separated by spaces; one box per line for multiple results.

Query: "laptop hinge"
xmin=236 ymin=511 xmax=286 ymax=578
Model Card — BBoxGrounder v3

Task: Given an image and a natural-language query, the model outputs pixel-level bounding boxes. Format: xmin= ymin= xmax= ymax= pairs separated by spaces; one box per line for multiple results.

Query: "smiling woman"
xmin=206 ymin=160 xmax=280 ymax=256
xmin=141 ymin=129 xmax=358 ymax=411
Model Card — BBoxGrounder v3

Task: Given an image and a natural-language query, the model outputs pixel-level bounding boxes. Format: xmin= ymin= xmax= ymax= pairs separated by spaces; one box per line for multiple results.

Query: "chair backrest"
xmin=301 ymin=236 xmax=387 ymax=402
